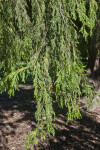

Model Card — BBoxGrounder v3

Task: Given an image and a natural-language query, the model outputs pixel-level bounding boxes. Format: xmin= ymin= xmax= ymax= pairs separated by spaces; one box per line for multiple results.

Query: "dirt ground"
xmin=0 ymin=85 xmax=100 ymax=150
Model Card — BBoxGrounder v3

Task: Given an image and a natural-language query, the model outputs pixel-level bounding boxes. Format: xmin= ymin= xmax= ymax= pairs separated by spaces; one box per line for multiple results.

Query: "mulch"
xmin=0 ymin=85 xmax=100 ymax=150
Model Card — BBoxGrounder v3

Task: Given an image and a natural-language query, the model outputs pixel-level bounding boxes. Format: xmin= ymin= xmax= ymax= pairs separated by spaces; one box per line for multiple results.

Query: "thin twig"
xmin=59 ymin=0 xmax=66 ymax=24
xmin=34 ymin=20 xmax=48 ymax=66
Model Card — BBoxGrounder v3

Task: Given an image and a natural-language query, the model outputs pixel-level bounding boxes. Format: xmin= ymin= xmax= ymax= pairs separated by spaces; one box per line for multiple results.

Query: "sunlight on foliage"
xmin=0 ymin=0 xmax=98 ymax=149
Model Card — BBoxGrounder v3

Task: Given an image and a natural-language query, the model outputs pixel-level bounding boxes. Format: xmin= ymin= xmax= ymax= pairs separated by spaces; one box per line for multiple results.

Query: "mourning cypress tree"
xmin=0 ymin=0 xmax=98 ymax=149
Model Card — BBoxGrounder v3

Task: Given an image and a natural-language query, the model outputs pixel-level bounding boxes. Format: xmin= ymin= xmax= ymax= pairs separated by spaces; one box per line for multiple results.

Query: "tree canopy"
xmin=0 ymin=0 xmax=98 ymax=149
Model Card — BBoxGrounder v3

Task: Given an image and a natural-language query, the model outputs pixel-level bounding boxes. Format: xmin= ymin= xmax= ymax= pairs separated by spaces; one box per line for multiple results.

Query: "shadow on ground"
xmin=0 ymin=84 xmax=100 ymax=150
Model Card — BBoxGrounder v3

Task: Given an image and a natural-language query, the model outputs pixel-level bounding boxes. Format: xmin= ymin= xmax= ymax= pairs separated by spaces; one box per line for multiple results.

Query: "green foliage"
xmin=0 ymin=0 xmax=98 ymax=149
xmin=24 ymin=130 xmax=38 ymax=150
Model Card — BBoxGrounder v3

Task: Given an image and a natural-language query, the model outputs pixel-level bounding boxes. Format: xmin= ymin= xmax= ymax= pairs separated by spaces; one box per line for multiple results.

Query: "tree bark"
xmin=87 ymin=4 xmax=100 ymax=89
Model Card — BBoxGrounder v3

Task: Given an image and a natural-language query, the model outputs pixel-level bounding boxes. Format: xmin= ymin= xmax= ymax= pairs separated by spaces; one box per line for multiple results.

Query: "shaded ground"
xmin=0 ymin=85 xmax=100 ymax=150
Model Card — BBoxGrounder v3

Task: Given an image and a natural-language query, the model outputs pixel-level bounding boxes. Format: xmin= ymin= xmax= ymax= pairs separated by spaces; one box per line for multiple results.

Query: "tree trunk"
xmin=87 ymin=4 xmax=100 ymax=89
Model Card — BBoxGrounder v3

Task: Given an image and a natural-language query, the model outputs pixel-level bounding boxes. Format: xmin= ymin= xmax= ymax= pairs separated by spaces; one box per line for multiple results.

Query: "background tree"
xmin=0 ymin=0 xmax=98 ymax=149
xmin=87 ymin=1 xmax=100 ymax=89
